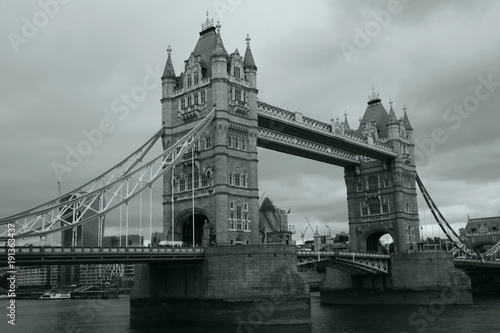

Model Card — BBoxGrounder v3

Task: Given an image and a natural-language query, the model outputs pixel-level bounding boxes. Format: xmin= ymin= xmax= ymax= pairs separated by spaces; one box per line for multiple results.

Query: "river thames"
xmin=1 ymin=292 xmax=500 ymax=332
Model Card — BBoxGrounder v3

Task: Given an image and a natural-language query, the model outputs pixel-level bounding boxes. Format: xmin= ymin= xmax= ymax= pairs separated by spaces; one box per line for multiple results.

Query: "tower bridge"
xmin=1 ymin=14 xmax=498 ymax=327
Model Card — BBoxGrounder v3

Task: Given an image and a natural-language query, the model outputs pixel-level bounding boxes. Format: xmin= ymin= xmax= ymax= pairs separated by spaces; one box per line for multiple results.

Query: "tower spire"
xmin=403 ymin=105 xmax=413 ymax=131
xmin=162 ymin=45 xmax=176 ymax=79
xmin=243 ymin=34 xmax=257 ymax=70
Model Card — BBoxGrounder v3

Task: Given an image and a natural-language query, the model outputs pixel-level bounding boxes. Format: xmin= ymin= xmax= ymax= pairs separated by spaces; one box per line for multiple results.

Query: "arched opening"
xmin=235 ymin=234 xmax=243 ymax=245
xmin=176 ymin=211 xmax=209 ymax=247
xmin=472 ymin=242 xmax=498 ymax=257
xmin=366 ymin=231 xmax=394 ymax=254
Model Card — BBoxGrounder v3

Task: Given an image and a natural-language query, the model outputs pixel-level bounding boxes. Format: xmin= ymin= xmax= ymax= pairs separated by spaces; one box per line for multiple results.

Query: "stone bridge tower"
xmin=344 ymin=92 xmax=420 ymax=253
xmin=160 ymin=17 xmax=259 ymax=246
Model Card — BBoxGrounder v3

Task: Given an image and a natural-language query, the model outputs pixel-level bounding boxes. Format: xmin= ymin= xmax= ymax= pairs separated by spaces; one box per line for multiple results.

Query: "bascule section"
xmin=160 ymin=17 xmax=259 ymax=246
xmin=344 ymin=93 xmax=420 ymax=254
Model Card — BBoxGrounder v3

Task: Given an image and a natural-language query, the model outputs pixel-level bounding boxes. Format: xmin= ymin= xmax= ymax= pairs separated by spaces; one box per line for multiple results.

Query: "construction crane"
xmin=300 ymin=217 xmax=315 ymax=244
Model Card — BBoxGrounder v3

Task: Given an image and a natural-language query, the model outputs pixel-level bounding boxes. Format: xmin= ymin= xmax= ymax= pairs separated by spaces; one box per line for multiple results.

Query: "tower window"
xmin=227 ymin=136 xmax=232 ymax=148
xmin=235 ymin=88 xmax=242 ymax=101
xmin=204 ymin=136 xmax=212 ymax=149
xmin=201 ymin=91 xmax=206 ymax=104
xmin=194 ymin=73 xmax=199 ymax=85
xmin=179 ymin=178 xmax=186 ymax=192
xmin=241 ymin=139 xmax=246 ymax=151
xmin=361 ymin=204 xmax=368 ymax=216
xmin=382 ymin=199 xmax=389 ymax=213
xmin=357 ymin=180 xmax=364 ymax=192
xmin=234 ymin=67 xmax=241 ymax=78
xmin=229 ymin=172 xmax=233 ymax=186
xmin=230 ymin=201 xmax=235 ymax=210
xmin=194 ymin=92 xmax=199 ymax=105
xmin=369 ymin=202 xmax=380 ymax=215
xmin=187 ymin=75 xmax=192 ymax=88
xmin=368 ymin=176 xmax=378 ymax=191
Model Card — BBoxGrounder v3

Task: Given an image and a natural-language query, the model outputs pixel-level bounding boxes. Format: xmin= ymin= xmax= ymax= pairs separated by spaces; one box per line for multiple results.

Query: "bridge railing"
xmin=297 ymin=250 xmax=390 ymax=259
xmin=0 ymin=246 xmax=205 ymax=255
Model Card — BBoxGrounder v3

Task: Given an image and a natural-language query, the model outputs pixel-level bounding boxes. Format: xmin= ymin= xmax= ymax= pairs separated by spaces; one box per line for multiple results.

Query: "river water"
xmin=1 ymin=293 xmax=500 ymax=332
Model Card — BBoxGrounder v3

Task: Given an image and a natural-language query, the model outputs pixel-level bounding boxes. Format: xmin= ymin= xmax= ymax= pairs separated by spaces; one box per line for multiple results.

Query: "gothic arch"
xmin=175 ymin=208 xmax=210 ymax=246
xmin=363 ymin=229 xmax=395 ymax=254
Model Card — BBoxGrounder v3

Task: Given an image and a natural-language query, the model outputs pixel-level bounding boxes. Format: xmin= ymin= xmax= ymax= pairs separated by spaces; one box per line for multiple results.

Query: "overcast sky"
xmin=1 ymin=0 xmax=500 ymax=245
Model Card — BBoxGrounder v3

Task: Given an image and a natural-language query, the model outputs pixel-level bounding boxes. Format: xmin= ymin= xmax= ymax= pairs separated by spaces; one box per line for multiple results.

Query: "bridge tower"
xmin=161 ymin=16 xmax=259 ymax=246
xmin=344 ymin=92 xmax=420 ymax=253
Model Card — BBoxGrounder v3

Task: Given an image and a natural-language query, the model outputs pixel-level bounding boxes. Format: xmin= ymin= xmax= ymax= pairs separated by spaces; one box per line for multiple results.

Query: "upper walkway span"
xmin=256 ymin=101 xmax=397 ymax=166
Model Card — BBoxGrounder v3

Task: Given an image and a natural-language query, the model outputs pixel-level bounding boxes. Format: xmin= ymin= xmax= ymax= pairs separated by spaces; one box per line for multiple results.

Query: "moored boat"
xmin=39 ymin=291 xmax=71 ymax=300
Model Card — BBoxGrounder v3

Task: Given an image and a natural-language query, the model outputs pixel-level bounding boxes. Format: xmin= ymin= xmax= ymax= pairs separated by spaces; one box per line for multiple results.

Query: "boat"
xmin=39 ymin=291 xmax=71 ymax=300
xmin=0 ymin=295 xmax=9 ymax=299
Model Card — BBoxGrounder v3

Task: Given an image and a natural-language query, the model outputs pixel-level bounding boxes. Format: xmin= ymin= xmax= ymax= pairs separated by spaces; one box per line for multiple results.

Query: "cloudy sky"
xmin=1 ymin=0 xmax=500 ymax=245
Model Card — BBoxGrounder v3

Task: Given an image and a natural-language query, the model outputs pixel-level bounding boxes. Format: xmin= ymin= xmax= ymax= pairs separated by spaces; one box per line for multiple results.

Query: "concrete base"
xmin=130 ymin=245 xmax=311 ymax=327
xmin=320 ymin=252 xmax=473 ymax=305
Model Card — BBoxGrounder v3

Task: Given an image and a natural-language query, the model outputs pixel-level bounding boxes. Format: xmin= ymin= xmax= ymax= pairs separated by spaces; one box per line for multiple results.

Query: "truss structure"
xmin=297 ymin=250 xmax=390 ymax=275
xmin=0 ymin=107 xmax=216 ymax=241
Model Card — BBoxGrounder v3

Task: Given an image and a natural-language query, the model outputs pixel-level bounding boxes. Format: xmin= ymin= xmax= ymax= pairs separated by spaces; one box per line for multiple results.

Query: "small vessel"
xmin=39 ymin=291 xmax=71 ymax=300
xmin=0 ymin=295 xmax=9 ymax=299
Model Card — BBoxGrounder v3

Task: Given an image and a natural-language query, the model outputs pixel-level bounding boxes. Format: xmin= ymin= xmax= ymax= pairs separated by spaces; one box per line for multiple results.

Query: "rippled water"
xmin=1 ymin=293 xmax=500 ymax=332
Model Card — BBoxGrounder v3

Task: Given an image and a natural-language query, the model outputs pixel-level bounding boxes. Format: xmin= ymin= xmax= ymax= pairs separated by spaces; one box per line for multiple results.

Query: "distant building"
xmin=259 ymin=197 xmax=293 ymax=244
xmin=150 ymin=231 xmax=163 ymax=247
xmin=459 ymin=215 xmax=500 ymax=254
xmin=16 ymin=266 xmax=59 ymax=289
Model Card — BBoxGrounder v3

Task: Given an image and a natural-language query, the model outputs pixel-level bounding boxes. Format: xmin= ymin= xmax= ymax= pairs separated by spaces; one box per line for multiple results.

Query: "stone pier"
xmin=320 ymin=252 xmax=472 ymax=305
xmin=130 ymin=245 xmax=310 ymax=327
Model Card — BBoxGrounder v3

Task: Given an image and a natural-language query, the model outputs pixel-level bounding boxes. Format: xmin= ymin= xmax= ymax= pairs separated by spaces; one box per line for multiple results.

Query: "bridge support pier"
xmin=320 ymin=252 xmax=472 ymax=305
xmin=130 ymin=245 xmax=311 ymax=327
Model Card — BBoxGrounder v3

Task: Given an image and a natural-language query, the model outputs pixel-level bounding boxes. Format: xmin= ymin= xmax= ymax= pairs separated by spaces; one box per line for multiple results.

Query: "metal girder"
xmin=0 ymin=107 xmax=216 ymax=241
xmin=296 ymin=251 xmax=390 ymax=275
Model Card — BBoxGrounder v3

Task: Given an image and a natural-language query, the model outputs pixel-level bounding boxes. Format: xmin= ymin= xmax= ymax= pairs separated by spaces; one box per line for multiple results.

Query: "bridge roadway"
xmin=0 ymin=246 xmax=205 ymax=266
xmin=2 ymin=247 xmax=499 ymax=272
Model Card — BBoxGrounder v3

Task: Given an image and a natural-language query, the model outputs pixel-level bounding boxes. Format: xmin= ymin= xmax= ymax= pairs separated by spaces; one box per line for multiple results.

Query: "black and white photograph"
xmin=1 ymin=0 xmax=500 ymax=332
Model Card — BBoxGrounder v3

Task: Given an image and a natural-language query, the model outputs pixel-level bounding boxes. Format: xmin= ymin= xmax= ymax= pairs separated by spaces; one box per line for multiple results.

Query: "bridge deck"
xmin=0 ymin=246 xmax=205 ymax=266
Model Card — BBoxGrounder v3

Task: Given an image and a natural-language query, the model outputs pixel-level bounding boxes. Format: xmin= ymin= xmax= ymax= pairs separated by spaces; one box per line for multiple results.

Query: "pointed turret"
xmin=162 ymin=45 xmax=176 ymax=80
xmin=211 ymin=25 xmax=228 ymax=59
xmin=388 ymin=100 xmax=398 ymax=125
xmin=403 ymin=106 xmax=413 ymax=131
xmin=162 ymin=45 xmax=177 ymax=102
xmin=243 ymin=34 xmax=257 ymax=89
xmin=343 ymin=111 xmax=351 ymax=132
xmin=387 ymin=99 xmax=400 ymax=141
xmin=211 ymin=22 xmax=229 ymax=79
xmin=243 ymin=34 xmax=257 ymax=70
